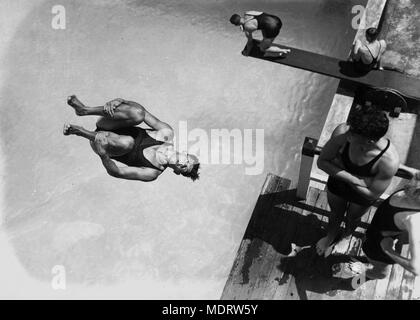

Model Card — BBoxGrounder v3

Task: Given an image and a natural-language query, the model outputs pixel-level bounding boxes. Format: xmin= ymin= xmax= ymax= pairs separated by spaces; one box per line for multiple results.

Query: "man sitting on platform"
xmin=316 ymin=105 xmax=400 ymax=257
xmin=350 ymin=27 xmax=387 ymax=74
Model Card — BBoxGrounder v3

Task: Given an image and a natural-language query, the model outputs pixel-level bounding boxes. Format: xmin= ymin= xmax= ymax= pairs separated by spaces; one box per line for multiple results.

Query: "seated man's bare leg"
xmin=67 ymin=95 xmax=145 ymax=130
xmin=316 ymin=190 xmax=348 ymax=257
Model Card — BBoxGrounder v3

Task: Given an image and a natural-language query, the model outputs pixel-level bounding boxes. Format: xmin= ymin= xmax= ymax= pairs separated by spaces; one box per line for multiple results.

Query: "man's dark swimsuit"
xmin=354 ymin=41 xmax=382 ymax=73
xmin=96 ymin=126 xmax=164 ymax=171
xmin=363 ymin=190 xmax=419 ymax=264
xmin=327 ymin=139 xmax=391 ymax=206
xmin=250 ymin=13 xmax=283 ymax=39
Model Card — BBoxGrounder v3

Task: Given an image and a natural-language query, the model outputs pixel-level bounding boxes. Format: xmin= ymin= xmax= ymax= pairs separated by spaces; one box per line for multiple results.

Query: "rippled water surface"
xmin=0 ymin=0 xmax=365 ymax=298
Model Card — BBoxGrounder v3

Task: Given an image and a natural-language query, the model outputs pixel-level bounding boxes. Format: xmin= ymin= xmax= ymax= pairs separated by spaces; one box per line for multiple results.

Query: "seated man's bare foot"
xmin=67 ymin=95 xmax=87 ymax=116
xmin=316 ymin=236 xmax=335 ymax=257
xmin=63 ymin=123 xmax=80 ymax=136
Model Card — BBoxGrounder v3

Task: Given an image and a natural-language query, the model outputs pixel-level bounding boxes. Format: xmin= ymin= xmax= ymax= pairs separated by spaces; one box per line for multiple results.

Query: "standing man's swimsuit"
xmin=247 ymin=12 xmax=283 ymax=39
xmin=354 ymin=42 xmax=382 ymax=73
xmin=96 ymin=126 xmax=165 ymax=171
xmin=362 ymin=190 xmax=419 ymax=264
xmin=327 ymin=139 xmax=391 ymax=206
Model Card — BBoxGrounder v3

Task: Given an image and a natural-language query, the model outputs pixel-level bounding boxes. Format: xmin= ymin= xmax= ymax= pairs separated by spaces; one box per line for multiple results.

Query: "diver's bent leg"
xmin=96 ymin=102 xmax=145 ymax=130
xmin=67 ymin=96 xmax=145 ymax=127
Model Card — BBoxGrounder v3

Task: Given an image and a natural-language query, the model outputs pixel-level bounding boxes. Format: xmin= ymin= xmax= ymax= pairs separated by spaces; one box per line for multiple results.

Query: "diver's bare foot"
xmin=67 ymin=95 xmax=87 ymax=116
xmin=63 ymin=123 xmax=81 ymax=136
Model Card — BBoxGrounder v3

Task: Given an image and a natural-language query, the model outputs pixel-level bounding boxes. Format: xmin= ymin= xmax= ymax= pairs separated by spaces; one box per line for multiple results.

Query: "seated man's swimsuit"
xmin=327 ymin=139 xmax=391 ymax=206
xmin=354 ymin=41 xmax=382 ymax=73
xmin=248 ymin=12 xmax=283 ymax=39
xmin=96 ymin=126 xmax=164 ymax=171
xmin=363 ymin=191 xmax=419 ymax=264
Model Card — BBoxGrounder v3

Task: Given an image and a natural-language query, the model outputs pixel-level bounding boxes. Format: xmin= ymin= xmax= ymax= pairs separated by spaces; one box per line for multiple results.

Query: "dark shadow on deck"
xmin=236 ymin=186 xmax=372 ymax=299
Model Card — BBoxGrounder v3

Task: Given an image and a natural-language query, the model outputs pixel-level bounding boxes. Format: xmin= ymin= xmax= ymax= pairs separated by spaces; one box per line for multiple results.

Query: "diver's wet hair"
xmin=347 ymin=105 xmax=389 ymax=141
xmin=181 ymin=162 xmax=201 ymax=182
xmin=366 ymin=27 xmax=379 ymax=41
xmin=230 ymin=14 xmax=242 ymax=26
xmin=174 ymin=154 xmax=201 ymax=182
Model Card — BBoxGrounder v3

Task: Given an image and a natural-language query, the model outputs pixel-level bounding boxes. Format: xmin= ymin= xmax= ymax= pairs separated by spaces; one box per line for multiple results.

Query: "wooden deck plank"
xmin=248 ymin=203 xmax=301 ymax=299
xmin=249 ymin=190 xmax=305 ymax=299
xmin=271 ymin=188 xmax=321 ymax=300
xmin=285 ymin=188 xmax=326 ymax=300
xmin=222 ymin=177 xmax=417 ymax=300
xmin=373 ymin=273 xmax=391 ymax=300
xmin=385 ymin=244 xmax=410 ymax=300
xmin=221 ymin=174 xmax=291 ymax=300
xmin=273 ymin=188 xmax=327 ymax=300
xmin=411 ymin=277 xmax=420 ymax=300
xmin=357 ymin=207 xmax=380 ymax=300
xmin=259 ymin=200 xmax=307 ymax=300
xmin=399 ymin=267 xmax=417 ymax=300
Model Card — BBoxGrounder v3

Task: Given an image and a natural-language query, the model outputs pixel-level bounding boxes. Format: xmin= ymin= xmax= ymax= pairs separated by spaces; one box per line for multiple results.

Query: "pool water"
xmin=0 ymin=0 xmax=365 ymax=298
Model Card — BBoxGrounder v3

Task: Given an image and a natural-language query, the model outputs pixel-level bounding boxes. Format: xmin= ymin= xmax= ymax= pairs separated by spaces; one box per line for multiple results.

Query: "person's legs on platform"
xmin=316 ymin=190 xmax=348 ymax=257
xmin=343 ymin=202 xmax=371 ymax=237
xmin=259 ymin=38 xmax=290 ymax=57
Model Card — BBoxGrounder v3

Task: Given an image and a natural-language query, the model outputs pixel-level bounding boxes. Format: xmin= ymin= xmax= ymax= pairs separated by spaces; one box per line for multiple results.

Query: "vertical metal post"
xmin=296 ymin=137 xmax=319 ymax=200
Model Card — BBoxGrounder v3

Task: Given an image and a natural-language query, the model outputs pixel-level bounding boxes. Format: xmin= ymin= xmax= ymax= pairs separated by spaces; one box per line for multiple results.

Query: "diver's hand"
xmin=104 ymin=98 xmax=124 ymax=117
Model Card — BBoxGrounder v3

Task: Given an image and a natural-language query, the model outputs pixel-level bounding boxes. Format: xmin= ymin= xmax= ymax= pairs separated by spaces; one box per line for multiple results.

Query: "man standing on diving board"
xmin=230 ymin=11 xmax=291 ymax=57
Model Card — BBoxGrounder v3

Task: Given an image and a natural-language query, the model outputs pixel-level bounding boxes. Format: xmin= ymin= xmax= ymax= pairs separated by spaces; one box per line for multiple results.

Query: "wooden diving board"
xmin=245 ymin=40 xmax=420 ymax=101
